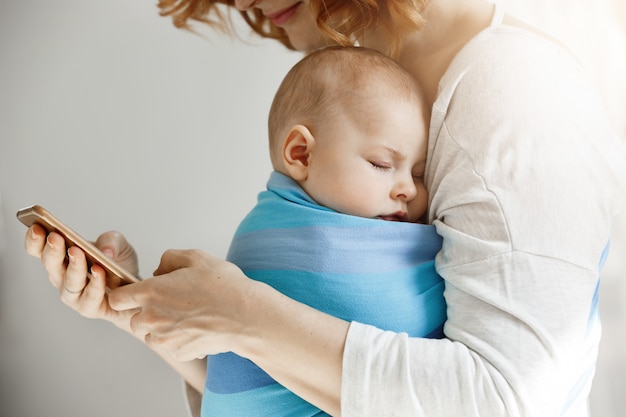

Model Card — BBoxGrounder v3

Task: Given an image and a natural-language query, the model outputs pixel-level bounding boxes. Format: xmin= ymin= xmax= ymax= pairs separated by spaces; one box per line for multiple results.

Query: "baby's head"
xmin=268 ymin=46 xmax=427 ymax=167
xmin=268 ymin=46 xmax=430 ymax=222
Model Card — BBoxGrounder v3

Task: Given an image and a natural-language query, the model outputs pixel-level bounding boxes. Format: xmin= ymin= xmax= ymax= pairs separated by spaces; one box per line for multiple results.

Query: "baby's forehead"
xmin=328 ymin=87 xmax=423 ymax=121
xmin=324 ymin=98 xmax=426 ymax=140
xmin=327 ymin=70 xmax=414 ymax=95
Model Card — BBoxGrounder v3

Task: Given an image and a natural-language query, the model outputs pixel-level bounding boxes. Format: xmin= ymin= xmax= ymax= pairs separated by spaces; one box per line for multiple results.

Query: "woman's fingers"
xmin=95 ymin=231 xmax=139 ymax=277
xmin=21 ymin=225 xmax=138 ymax=332
xmin=153 ymin=249 xmax=191 ymax=276
xmin=60 ymin=246 xmax=90 ymax=297
xmin=24 ymin=224 xmax=46 ymax=257
xmin=40 ymin=232 xmax=69 ymax=289
xmin=129 ymin=308 xmax=152 ymax=341
xmin=153 ymin=248 xmax=223 ymax=277
xmin=78 ymin=264 xmax=108 ymax=317
xmin=108 ymin=280 xmax=145 ymax=311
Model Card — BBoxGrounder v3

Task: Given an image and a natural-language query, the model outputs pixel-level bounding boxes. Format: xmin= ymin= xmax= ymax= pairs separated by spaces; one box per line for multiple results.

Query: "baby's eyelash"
xmin=369 ymin=161 xmax=392 ymax=170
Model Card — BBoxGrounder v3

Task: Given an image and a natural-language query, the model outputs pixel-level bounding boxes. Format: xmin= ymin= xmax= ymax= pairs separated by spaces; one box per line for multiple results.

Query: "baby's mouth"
xmin=377 ymin=212 xmax=408 ymax=222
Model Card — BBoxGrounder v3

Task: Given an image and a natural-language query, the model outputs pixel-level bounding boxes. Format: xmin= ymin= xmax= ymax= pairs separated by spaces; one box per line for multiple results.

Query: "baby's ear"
xmin=282 ymin=124 xmax=315 ymax=181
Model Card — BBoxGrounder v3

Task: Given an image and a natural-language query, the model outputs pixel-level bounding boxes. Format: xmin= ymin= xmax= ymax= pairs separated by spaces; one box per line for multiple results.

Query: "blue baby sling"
xmin=201 ymin=172 xmax=447 ymax=416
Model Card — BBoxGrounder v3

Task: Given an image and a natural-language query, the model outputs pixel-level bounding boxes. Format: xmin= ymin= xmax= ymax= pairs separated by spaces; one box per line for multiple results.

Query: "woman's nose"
xmin=234 ymin=0 xmax=259 ymax=11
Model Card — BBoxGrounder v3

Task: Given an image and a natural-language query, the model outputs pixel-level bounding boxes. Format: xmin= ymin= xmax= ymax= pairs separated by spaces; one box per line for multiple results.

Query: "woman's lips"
xmin=266 ymin=3 xmax=301 ymax=26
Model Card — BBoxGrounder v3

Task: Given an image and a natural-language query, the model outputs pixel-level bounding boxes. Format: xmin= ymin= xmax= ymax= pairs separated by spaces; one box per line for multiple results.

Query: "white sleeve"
xmin=340 ymin=29 xmax=625 ymax=417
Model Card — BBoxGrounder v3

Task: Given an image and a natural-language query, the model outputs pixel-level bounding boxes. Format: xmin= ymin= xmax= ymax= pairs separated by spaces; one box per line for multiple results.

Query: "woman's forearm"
xmin=236 ymin=281 xmax=350 ymax=416
xmin=159 ymin=355 xmax=206 ymax=394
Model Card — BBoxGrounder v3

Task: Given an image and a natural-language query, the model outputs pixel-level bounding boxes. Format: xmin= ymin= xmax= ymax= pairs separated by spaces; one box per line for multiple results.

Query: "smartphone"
xmin=16 ymin=204 xmax=141 ymax=284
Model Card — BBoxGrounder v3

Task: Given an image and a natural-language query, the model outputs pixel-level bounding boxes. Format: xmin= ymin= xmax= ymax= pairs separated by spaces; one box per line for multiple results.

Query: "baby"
xmin=203 ymin=46 xmax=446 ymax=417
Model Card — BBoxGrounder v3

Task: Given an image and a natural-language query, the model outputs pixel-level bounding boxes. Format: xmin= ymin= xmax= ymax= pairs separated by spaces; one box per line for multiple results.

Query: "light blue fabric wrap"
xmin=201 ymin=171 xmax=447 ymax=416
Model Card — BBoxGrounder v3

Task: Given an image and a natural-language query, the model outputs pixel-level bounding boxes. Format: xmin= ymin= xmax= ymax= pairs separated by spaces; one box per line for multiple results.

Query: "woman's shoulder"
xmin=427 ymin=23 xmax=625 ymax=221
xmin=437 ymin=24 xmax=586 ymax=102
xmin=431 ymin=23 xmax=598 ymax=135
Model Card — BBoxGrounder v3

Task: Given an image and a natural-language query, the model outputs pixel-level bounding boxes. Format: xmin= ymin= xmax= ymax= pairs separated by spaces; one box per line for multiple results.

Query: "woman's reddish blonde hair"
xmin=157 ymin=0 xmax=428 ymax=56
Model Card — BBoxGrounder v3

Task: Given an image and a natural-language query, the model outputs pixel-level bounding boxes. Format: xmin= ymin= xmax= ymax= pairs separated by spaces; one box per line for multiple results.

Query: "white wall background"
xmin=0 ymin=1 xmax=624 ymax=416
xmin=0 ymin=1 xmax=300 ymax=416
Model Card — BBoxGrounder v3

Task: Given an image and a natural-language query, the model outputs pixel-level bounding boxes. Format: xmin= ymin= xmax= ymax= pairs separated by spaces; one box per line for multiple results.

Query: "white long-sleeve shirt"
xmin=341 ymin=9 xmax=625 ymax=417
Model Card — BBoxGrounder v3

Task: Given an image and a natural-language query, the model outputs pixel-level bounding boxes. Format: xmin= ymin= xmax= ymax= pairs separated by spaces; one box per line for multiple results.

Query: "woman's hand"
xmin=110 ymin=249 xmax=348 ymax=415
xmin=24 ymin=224 xmax=140 ymax=330
xmin=109 ymin=249 xmax=254 ymax=361
xmin=24 ymin=226 xmax=208 ymax=392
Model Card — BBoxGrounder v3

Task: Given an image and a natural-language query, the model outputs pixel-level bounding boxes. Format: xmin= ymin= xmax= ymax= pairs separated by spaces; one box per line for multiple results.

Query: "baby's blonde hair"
xmin=157 ymin=0 xmax=429 ymax=57
xmin=267 ymin=46 xmax=425 ymax=168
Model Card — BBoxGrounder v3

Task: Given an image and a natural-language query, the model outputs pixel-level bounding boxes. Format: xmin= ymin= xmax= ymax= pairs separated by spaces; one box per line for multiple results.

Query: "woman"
xmin=25 ymin=0 xmax=625 ymax=415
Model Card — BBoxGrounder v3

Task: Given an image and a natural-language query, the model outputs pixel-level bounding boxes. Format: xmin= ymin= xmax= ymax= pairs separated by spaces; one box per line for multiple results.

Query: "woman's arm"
xmin=109 ymin=249 xmax=349 ymax=416
xmin=237 ymin=278 xmax=349 ymax=415
xmin=336 ymin=27 xmax=625 ymax=417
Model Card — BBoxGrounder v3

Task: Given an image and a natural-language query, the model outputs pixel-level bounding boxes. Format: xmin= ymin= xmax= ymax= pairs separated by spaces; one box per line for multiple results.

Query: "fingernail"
xmin=67 ymin=250 xmax=75 ymax=263
xmin=30 ymin=228 xmax=39 ymax=239
xmin=102 ymin=249 xmax=114 ymax=259
xmin=46 ymin=235 xmax=55 ymax=249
